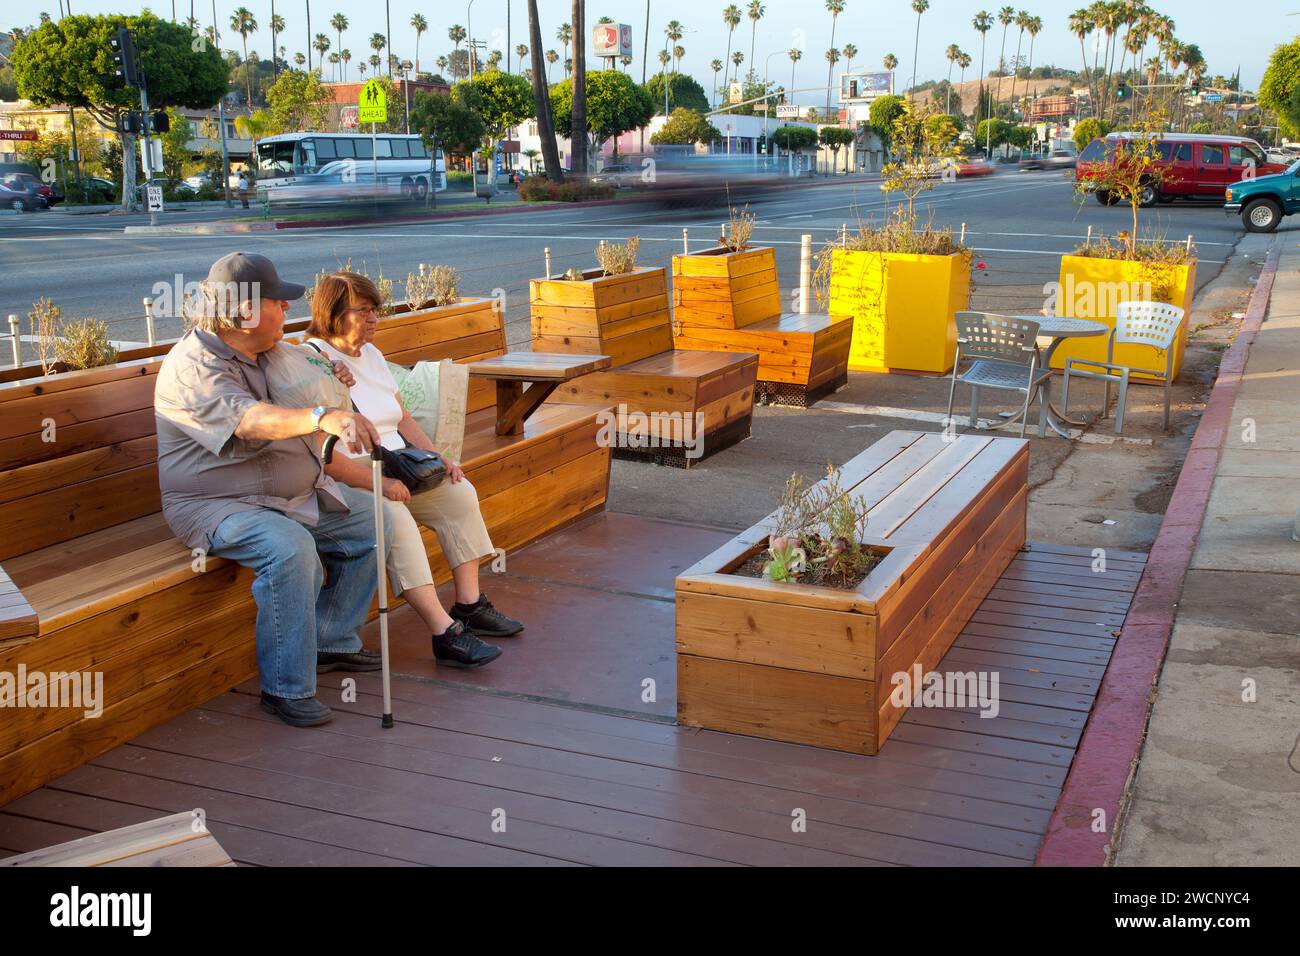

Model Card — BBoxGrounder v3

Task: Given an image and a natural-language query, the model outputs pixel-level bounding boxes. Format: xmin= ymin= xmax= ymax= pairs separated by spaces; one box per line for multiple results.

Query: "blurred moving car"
xmin=1020 ymin=149 xmax=1077 ymax=171
xmin=640 ymin=153 xmax=789 ymax=205
xmin=0 ymin=179 xmax=47 ymax=211
xmin=591 ymin=162 xmax=635 ymax=189
xmin=1076 ymin=132 xmax=1286 ymax=206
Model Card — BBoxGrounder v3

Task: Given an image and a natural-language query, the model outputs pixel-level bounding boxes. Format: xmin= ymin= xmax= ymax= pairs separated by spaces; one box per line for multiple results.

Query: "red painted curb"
xmin=1034 ymin=244 xmax=1282 ymax=867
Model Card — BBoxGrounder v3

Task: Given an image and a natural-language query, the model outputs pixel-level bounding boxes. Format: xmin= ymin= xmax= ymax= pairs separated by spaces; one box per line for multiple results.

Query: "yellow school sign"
xmin=358 ymin=79 xmax=388 ymax=124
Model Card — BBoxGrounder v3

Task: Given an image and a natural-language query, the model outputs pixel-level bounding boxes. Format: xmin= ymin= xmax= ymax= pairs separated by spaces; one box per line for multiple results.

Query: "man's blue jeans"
xmin=207 ymin=486 xmax=389 ymax=700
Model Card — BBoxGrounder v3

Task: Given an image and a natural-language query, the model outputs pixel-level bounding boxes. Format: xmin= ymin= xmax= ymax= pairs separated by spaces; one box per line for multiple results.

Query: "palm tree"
xmin=710 ymin=58 xmax=723 ymax=107
xmin=825 ymin=0 xmax=845 ymax=115
xmin=908 ymin=0 xmax=929 ymax=102
xmin=1008 ymin=10 xmax=1029 ymax=118
xmin=747 ymin=2 xmax=765 ymax=80
xmin=270 ymin=11 xmax=285 ymax=78
xmin=368 ymin=53 xmax=379 ymax=72
xmin=557 ymin=21 xmax=572 ymax=73
xmin=294 ymin=50 xmax=306 ymax=66
xmin=665 ymin=20 xmax=684 ymax=73
xmin=410 ymin=13 xmax=427 ymax=73
xmin=788 ymin=47 xmax=802 ymax=105
xmin=957 ymin=51 xmax=972 ymax=115
xmin=1024 ymin=15 xmax=1043 ymax=113
xmin=304 ymin=0 xmax=312 ymax=69
xmin=487 ymin=49 xmax=503 ymax=70
xmin=570 ymin=0 xmax=586 ymax=175
xmin=314 ymin=32 xmax=330 ymax=73
xmin=328 ymin=52 xmax=339 ymax=79
xmin=340 ymin=48 xmax=350 ymax=80
xmin=995 ymin=5 xmax=1014 ymax=113
xmin=972 ymin=11 xmax=992 ymax=141
xmin=545 ymin=49 xmax=558 ymax=80
xmin=527 ymin=0 xmax=563 ymax=184
xmin=357 ymin=60 xmax=366 ymax=77
xmin=825 ymin=47 xmax=841 ymax=112
xmin=370 ymin=32 xmax=386 ymax=76
xmin=731 ymin=50 xmax=745 ymax=94
xmin=722 ymin=6 xmax=742 ymax=91
xmin=1068 ymin=8 xmax=1096 ymax=111
xmin=843 ymin=42 xmax=857 ymax=78
xmin=230 ymin=8 xmax=258 ymax=106
xmin=516 ymin=43 xmax=528 ymax=73
xmin=330 ymin=13 xmax=347 ymax=82
xmin=944 ymin=43 xmax=960 ymax=113
xmin=620 ymin=54 xmax=632 ymax=70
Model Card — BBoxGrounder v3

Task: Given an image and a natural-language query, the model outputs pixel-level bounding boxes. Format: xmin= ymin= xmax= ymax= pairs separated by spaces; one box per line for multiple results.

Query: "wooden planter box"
xmin=530 ymin=266 xmax=673 ymax=367
xmin=675 ymin=431 xmax=1028 ymax=755
xmin=1051 ymin=255 xmax=1197 ymax=383
xmin=671 ymin=246 xmax=783 ymax=329
xmin=828 ymin=249 xmax=971 ymax=375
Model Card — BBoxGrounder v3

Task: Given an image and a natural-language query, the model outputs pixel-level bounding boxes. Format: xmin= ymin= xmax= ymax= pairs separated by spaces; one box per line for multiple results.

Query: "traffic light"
xmin=1115 ymin=83 xmax=1130 ymax=101
xmin=110 ymin=27 xmax=140 ymax=88
xmin=117 ymin=110 xmax=144 ymax=134
xmin=151 ymin=110 xmax=170 ymax=133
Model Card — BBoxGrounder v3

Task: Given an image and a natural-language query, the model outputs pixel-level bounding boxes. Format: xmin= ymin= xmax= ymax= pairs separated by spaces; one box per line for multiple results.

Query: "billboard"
xmin=840 ymin=72 xmax=893 ymax=102
xmin=593 ymin=23 xmax=633 ymax=58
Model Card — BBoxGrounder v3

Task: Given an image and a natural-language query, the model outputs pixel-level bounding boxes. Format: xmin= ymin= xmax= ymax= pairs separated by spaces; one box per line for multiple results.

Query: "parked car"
xmin=0 ymin=179 xmax=47 ymax=211
xmin=1076 ymin=132 xmax=1287 ymax=207
xmin=2 ymin=171 xmax=62 ymax=206
xmin=78 ymin=176 xmax=118 ymax=201
xmin=137 ymin=177 xmax=195 ymax=201
xmin=1225 ymin=157 xmax=1300 ymax=233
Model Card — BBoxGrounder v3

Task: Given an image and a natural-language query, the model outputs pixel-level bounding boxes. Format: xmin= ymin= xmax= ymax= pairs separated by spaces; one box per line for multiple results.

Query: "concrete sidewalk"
xmin=1115 ymin=241 xmax=1300 ymax=865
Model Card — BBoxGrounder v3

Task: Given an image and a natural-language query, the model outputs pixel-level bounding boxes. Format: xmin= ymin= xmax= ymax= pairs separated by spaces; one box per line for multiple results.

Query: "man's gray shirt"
xmin=154 ymin=328 xmax=349 ymax=550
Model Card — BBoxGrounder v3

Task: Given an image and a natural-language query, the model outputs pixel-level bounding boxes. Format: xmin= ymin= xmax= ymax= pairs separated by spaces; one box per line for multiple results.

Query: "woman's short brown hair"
xmin=307 ymin=271 xmax=382 ymax=338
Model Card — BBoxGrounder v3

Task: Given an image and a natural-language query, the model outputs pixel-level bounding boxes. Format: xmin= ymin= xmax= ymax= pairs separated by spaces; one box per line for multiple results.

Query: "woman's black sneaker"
xmin=451 ymin=592 xmax=524 ymax=637
xmin=432 ymin=621 xmax=502 ymax=668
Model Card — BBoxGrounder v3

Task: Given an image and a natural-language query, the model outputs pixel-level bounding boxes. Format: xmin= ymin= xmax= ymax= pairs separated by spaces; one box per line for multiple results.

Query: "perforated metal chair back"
xmin=953 ymin=312 xmax=1041 ymax=365
xmin=1115 ymin=301 xmax=1184 ymax=352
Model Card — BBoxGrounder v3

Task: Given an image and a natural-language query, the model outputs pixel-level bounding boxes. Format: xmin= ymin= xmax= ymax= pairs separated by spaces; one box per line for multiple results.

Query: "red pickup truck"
xmin=1075 ymin=132 xmax=1285 ymax=207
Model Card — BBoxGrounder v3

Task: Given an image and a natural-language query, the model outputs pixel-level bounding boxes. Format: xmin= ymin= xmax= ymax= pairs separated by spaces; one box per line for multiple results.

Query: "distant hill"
xmin=927 ymin=77 xmax=1080 ymax=117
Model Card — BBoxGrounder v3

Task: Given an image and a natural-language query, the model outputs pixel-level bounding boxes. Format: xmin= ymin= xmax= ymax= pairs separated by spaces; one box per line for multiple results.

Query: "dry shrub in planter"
xmin=720 ymin=204 xmax=756 ymax=252
xmin=405 ymin=264 xmax=462 ymax=309
xmin=595 ymin=236 xmax=641 ymax=276
xmin=29 ymin=297 xmax=119 ymax=374
xmin=306 ymin=259 xmax=395 ymax=316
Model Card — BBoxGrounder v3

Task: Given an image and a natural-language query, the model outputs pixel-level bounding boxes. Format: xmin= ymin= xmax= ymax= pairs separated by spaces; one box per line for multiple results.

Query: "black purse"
xmin=308 ymin=342 xmax=447 ymax=495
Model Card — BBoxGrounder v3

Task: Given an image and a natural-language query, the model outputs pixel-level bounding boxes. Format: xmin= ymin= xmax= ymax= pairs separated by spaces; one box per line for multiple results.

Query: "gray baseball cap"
xmin=205 ymin=252 xmax=305 ymax=301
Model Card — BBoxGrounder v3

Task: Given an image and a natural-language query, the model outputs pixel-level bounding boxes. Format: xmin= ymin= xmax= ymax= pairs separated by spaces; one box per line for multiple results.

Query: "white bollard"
xmin=143 ymin=296 xmax=156 ymax=347
xmin=799 ymin=234 xmax=812 ymax=316
xmin=1186 ymin=234 xmax=1193 ymax=252
xmin=961 ymin=222 xmax=967 ymax=245
xmin=7 ymin=314 xmax=19 ymax=368
xmin=683 ymin=227 xmax=689 ymax=255
xmin=544 ymin=247 xmax=552 ymax=279
xmin=1087 ymin=224 xmax=1094 ymax=243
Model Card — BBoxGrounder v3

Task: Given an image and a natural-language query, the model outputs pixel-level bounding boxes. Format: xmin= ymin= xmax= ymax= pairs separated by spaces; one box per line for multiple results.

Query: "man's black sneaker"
xmin=317 ymin=648 xmax=383 ymax=672
xmin=451 ymin=592 xmax=524 ymax=638
xmin=432 ymin=621 xmax=503 ymax=668
xmin=260 ymin=692 xmax=333 ymax=727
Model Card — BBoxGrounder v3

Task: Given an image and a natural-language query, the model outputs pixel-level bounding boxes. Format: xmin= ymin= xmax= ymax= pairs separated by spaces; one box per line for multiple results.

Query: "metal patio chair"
xmin=947 ymin=312 xmax=1051 ymax=439
xmin=1061 ymin=301 xmax=1185 ymax=433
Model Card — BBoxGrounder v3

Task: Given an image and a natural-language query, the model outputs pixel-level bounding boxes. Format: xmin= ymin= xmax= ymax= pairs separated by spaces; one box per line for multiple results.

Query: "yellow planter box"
xmin=1050 ymin=255 xmax=1197 ymax=383
xmin=828 ymin=249 xmax=970 ymax=375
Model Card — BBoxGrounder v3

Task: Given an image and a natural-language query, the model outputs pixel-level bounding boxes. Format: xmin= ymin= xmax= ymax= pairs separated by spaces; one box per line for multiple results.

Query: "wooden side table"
xmin=467 ymin=352 xmax=612 ymax=436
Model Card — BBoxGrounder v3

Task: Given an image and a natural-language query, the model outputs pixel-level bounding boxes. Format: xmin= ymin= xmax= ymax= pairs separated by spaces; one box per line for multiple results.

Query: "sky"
xmin=10 ymin=1 xmax=1295 ymax=97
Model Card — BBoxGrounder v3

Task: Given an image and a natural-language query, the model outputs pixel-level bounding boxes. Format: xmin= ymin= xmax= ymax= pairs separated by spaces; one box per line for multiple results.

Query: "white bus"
xmin=253 ymin=132 xmax=447 ymax=205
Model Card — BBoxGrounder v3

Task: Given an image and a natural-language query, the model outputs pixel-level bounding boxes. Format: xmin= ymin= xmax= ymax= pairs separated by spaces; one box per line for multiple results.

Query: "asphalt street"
xmin=0 ymin=169 xmax=1260 ymax=352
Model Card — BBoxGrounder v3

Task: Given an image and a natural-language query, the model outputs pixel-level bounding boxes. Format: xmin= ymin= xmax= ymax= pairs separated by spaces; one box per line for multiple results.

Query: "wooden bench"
xmin=0 ymin=299 xmax=613 ymax=807
xmin=0 ymin=811 xmax=234 ymax=866
xmin=530 ymin=266 xmax=758 ymax=467
xmin=671 ymin=245 xmax=852 ymax=406
xmin=675 ymin=430 xmax=1028 ymax=755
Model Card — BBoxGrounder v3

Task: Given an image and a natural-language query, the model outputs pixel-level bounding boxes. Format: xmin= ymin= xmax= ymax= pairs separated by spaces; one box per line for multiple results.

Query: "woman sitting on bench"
xmin=307 ymin=271 xmax=523 ymax=668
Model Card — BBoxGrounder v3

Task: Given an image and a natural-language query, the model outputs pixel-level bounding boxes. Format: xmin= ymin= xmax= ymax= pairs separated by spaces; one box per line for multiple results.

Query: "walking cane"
xmin=370 ymin=444 xmax=394 ymax=729
xmin=321 ymin=436 xmax=394 ymax=728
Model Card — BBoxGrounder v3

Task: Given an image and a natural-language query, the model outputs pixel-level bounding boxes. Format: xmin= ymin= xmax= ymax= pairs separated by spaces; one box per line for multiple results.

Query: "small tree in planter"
xmin=816 ymin=101 xmax=972 ymax=374
xmin=1056 ymin=102 xmax=1197 ymax=382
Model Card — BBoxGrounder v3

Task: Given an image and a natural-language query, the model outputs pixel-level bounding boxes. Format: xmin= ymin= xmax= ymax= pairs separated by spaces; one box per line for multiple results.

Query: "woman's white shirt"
xmin=307 ymin=338 xmax=406 ymax=458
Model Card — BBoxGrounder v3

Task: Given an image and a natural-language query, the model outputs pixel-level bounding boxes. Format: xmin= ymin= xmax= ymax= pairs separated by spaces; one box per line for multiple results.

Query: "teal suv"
xmin=1225 ymin=159 xmax=1300 ymax=233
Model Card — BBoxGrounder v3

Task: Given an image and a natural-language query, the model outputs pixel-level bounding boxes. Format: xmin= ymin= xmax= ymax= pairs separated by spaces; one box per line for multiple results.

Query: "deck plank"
xmin=0 ymin=512 xmax=1145 ymax=866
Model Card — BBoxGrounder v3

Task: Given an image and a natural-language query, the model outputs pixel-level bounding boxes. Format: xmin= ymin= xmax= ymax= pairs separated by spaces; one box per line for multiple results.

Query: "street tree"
xmin=12 ymin=12 xmax=226 ymax=210
xmin=456 ymin=68 xmax=534 ymax=186
xmin=1260 ymin=37 xmax=1300 ymax=139
xmin=410 ymin=89 xmax=486 ymax=204
xmin=818 ymin=124 xmax=856 ymax=173
xmin=771 ymin=124 xmax=818 ymax=151
xmin=526 ymin=0 xmax=563 ymax=182
xmin=265 ymin=67 xmax=332 ymax=131
xmin=650 ymin=107 xmax=722 ymax=145
xmin=551 ymin=69 xmax=655 ymax=160
xmin=644 ymin=71 xmax=710 ymax=114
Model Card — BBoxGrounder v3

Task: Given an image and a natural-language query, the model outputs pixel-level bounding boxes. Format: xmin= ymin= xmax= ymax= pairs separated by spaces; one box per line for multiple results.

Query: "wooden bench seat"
xmin=671 ymin=246 xmax=853 ymax=406
xmin=531 ymin=266 xmax=757 ymax=467
xmin=675 ymin=430 xmax=1029 ymax=754
xmin=673 ymin=312 xmax=852 ymax=406
xmin=0 ymin=301 xmax=612 ymax=808
xmin=0 ymin=810 xmax=234 ymax=867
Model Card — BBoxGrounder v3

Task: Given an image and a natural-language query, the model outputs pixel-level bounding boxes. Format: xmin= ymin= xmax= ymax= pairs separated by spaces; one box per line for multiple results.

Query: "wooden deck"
xmin=0 ymin=513 xmax=1144 ymax=866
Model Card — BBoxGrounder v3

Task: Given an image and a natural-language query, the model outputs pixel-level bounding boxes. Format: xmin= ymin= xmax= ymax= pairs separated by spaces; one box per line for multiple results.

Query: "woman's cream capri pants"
xmin=382 ymin=478 xmax=495 ymax=594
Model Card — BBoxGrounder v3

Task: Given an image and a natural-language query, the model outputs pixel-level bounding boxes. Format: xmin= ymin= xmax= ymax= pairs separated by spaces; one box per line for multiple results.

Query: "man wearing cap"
xmin=154 ymin=252 xmax=388 ymax=727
